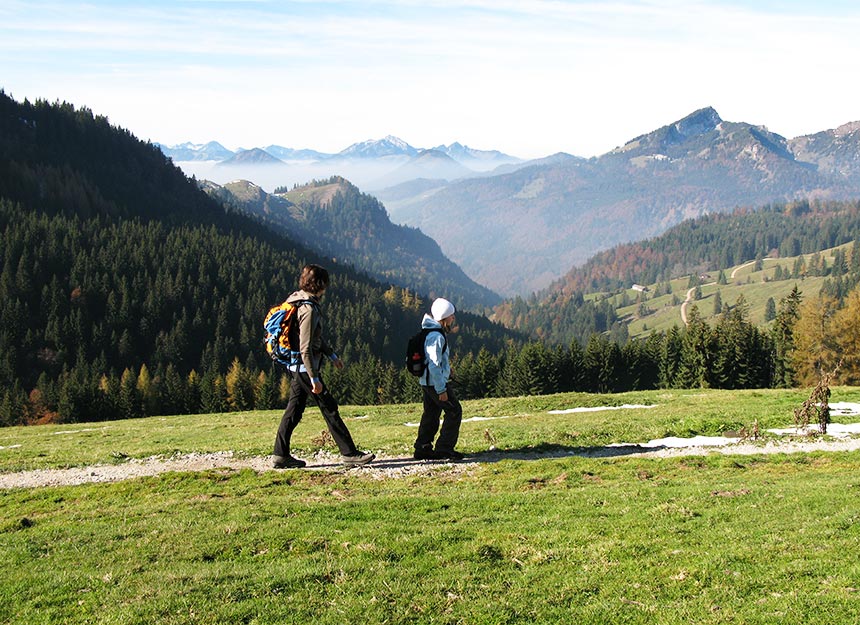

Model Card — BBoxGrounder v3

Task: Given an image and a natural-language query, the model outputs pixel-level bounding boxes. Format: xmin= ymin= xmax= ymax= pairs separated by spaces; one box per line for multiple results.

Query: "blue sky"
xmin=2 ymin=0 xmax=859 ymax=159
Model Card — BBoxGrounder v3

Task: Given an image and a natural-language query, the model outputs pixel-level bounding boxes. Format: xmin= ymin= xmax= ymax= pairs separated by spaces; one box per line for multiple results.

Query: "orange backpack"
xmin=262 ymin=299 xmax=315 ymax=367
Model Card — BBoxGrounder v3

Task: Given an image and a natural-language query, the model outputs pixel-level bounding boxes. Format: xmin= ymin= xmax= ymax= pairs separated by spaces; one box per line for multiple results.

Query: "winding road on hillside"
xmin=680 ymin=281 xmax=716 ymax=325
xmin=681 ymin=258 xmax=780 ymax=325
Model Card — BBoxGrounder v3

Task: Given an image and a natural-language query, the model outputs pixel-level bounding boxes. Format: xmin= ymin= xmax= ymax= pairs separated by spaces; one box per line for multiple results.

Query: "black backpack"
xmin=405 ymin=328 xmax=447 ymax=377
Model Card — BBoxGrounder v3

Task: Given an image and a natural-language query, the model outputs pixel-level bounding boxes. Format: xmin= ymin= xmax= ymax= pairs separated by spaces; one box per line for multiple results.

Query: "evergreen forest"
xmin=1 ymin=91 xmax=859 ymax=426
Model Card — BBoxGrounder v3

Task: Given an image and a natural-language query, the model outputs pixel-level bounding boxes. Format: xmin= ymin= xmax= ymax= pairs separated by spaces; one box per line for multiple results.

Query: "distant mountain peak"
xmin=615 ymin=107 xmax=723 ymax=154
xmin=339 ymin=135 xmax=418 ymax=158
xmin=833 ymin=121 xmax=860 ymax=138
xmin=219 ymin=148 xmax=282 ymax=165
xmin=382 ymin=134 xmax=410 ymax=147
xmin=673 ymin=107 xmax=722 ymax=139
xmin=156 ymin=140 xmax=234 ymax=162
xmin=415 ymin=148 xmax=456 ymax=161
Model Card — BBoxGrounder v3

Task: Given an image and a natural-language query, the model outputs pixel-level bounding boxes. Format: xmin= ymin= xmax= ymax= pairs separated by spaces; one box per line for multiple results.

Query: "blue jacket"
xmin=420 ymin=314 xmax=450 ymax=393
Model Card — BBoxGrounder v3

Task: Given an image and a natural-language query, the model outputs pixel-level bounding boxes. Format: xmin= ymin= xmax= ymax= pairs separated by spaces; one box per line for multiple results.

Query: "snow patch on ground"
xmin=405 ymin=415 xmax=512 ymax=427
xmin=615 ymin=435 xmax=738 ymax=449
xmin=548 ymin=404 xmax=657 ymax=415
xmin=51 ymin=427 xmax=107 ymax=436
xmin=608 ymin=402 xmax=860 ymax=449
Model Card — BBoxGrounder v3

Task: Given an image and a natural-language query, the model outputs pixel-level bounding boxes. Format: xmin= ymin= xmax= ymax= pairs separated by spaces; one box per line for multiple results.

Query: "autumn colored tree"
xmin=225 ymin=358 xmax=255 ymax=411
xmin=830 ymin=288 xmax=860 ymax=384
xmin=791 ymin=294 xmax=840 ymax=387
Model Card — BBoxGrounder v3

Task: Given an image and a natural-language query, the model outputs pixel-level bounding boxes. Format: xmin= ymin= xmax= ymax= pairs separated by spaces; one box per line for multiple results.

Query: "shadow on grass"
xmin=304 ymin=443 xmax=669 ymax=471
xmin=468 ymin=443 xmax=669 ymax=462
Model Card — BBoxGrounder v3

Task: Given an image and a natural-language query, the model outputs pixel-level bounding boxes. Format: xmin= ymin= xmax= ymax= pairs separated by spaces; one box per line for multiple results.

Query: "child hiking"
xmin=270 ymin=264 xmax=374 ymax=468
xmin=413 ymin=298 xmax=465 ymax=460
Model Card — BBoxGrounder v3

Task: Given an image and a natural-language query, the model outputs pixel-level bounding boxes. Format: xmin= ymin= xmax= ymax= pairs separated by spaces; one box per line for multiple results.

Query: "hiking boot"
xmin=435 ymin=449 xmax=465 ymax=461
xmin=341 ymin=451 xmax=375 ymax=466
xmin=413 ymin=446 xmax=439 ymax=460
xmin=273 ymin=454 xmax=306 ymax=469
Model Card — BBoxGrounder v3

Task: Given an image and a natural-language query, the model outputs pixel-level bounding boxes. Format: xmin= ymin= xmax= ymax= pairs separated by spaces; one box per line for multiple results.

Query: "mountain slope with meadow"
xmin=493 ymin=198 xmax=860 ymax=345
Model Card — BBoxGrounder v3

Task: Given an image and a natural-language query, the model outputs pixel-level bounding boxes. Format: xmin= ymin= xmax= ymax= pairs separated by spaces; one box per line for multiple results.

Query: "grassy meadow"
xmin=612 ymin=242 xmax=852 ymax=339
xmin=2 ymin=387 xmax=860 ymax=624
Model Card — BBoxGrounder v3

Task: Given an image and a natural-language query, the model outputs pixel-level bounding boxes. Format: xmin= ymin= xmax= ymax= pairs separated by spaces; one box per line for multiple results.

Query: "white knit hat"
xmin=431 ymin=298 xmax=456 ymax=321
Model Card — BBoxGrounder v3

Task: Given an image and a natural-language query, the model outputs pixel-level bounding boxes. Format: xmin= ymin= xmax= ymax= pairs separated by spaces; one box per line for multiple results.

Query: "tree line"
xmin=4 ymin=260 xmax=860 ymax=425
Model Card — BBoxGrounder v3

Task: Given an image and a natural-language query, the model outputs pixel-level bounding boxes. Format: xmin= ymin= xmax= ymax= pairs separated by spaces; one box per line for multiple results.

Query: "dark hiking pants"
xmin=414 ymin=385 xmax=462 ymax=452
xmin=274 ymin=371 xmax=357 ymax=457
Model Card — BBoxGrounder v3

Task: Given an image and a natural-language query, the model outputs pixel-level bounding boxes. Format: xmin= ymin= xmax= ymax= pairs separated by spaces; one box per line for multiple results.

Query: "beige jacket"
xmin=286 ymin=290 xmax=335 ymax=379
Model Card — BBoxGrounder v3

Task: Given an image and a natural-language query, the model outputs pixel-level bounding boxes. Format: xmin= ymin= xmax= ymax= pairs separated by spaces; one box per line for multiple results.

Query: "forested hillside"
xmin=550 ymin=199 xmax=860 ymax=295
xmin=204 ymin=177 xmax=500 ymax=309
xmin=495 ymin=199 xmax=860 ymax=345
xmin=0 ymin=92 xmax=519 ymax=425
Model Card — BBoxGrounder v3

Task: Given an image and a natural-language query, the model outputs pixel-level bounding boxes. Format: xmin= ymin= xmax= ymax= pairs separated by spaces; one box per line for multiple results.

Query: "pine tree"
xmin=225 ymin=358 xmax=254 ymax=411
xmin=764 ymin=297 xmax=777 ymax=322
xmin=201 ymin=372 xmax=230 ymax=414
xmin=677 ymin=306 xmax=713 ymax=388
xmin=254 ymin=369 xmax=276 ymax=410
xmin=0 ymin=384 xmax=27 ymax=426
xmin=658 ymin=326 xmax=682 ymax=388
xmin=186 ymin=370 xmax=202 ymax=413
xmin=160 ymin=364 xmax=188 ymax=415
xmin=118 ymin=367 xmax=143 ymax=420
xmin=136 ymin=364 xmax=156 ymax=416
xmin=583 ymin=335 xmax=621 ymax=393
xmin=278 ymin=372 xmax=290 ymax=405
xmin=771 ymin=286 xmax=802 ymax=388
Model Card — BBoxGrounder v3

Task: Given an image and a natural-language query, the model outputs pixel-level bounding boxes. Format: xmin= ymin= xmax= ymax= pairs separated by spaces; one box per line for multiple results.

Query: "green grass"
xmin=3 ymin=387 xmax=860 ymax=624
xmin=613 ymin=243 xmax=852 ymax=339
xmin=3 ymin=387 xmax=857 ymax=473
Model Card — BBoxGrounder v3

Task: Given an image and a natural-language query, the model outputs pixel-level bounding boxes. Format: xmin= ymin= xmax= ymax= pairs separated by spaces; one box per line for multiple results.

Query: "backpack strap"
xmin=423 ymin=327 xmax=447 ymax=352
xmin=285 ymin=299 xmax=318 ymax=339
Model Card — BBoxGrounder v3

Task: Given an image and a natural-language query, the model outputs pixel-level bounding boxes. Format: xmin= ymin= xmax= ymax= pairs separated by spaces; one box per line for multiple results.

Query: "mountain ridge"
xmin=158 ymin=136 xmax=521 ymax=167
xmin=157 ymin=136 xmax=524 ymax=191
xmin=376 ymin=107 xmax=860 ymax=297
xmin=201 ymin=176 xmax=502 ymax=309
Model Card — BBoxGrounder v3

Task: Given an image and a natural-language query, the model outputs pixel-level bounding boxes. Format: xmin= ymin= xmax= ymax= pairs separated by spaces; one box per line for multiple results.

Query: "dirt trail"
xmin=680 ymin=281 xmax=715 ymax=325
xmin=4 ymin=436 xmax=860 ymax=489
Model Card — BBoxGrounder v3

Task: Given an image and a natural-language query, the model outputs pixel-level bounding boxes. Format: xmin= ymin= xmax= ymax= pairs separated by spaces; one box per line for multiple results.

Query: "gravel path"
xmin=3 ymin=434 xmax=860 ymax=489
